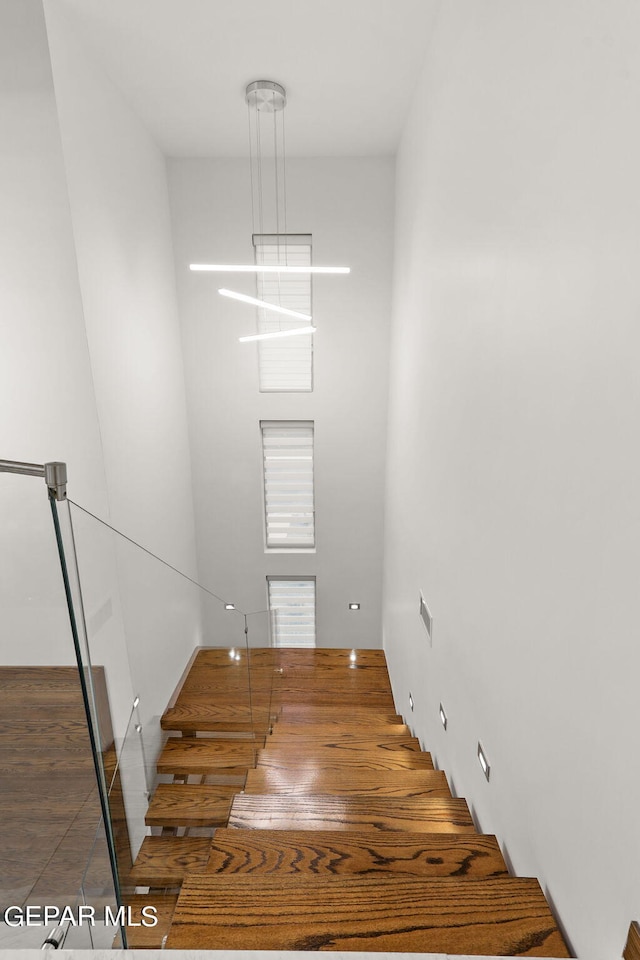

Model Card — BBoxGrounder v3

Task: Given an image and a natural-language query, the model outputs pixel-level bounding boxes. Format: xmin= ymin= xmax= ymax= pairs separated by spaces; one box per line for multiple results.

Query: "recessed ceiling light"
xmin=224 ymin=603 xmax=235 ymax=610
xmin=348 ymin=602 xmax=360 ymax=610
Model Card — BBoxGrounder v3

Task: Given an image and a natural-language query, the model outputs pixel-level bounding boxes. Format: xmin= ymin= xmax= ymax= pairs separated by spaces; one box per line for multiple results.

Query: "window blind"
xmin=268 ymin=578 xmax=316 ymax=648
xmin=253 ymin=234 xmax=313 ymax=392
xmin=261 ymin=421 xmax=314 ymax=549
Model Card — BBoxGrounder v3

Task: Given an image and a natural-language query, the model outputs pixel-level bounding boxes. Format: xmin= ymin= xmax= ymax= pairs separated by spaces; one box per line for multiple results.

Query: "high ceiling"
xmin=54 ymin=0 xmax=440 ymax=157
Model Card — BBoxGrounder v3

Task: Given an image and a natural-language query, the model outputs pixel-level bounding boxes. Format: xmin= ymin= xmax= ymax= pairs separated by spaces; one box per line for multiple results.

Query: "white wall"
xmin=0 ymin=0 xmax=111 ymax=667
xmin=169 ymin=157 xmax=394 ymax=647
xmin=41 ymin=3 xmax=202 ymax=749
xmin=383 ymin=2 xmax=640 ymax=957
xmin=0 ymin=0 xmax=202 ymax=778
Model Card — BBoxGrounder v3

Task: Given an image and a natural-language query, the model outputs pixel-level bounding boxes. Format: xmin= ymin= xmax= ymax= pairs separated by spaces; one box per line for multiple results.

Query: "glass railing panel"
xmin=63 ymin=499 xmax=268 ymax=932
xmin=0 ymin=472 xmax=118 ymax=949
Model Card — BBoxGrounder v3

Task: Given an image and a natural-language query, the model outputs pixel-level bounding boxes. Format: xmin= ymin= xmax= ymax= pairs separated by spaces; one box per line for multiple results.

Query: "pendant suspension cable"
xmin=273 ymin=91 xmax=282 ymax=326
xmin=247 ymin=100 xmax=257 ymax=237
xmin=281 ymin=94 xmax=288 ymax=259
xmin=256 ymin=98 xmax=264 ymax=241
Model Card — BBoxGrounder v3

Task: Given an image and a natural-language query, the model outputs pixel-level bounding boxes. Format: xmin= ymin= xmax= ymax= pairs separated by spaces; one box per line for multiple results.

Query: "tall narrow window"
xmin=253 ymin=234 xmax=313 ymax=392
xmin=268 ymin=577 xmax=316 ymax=648
xmin=261 ymin=421 xmax=314 ymax=549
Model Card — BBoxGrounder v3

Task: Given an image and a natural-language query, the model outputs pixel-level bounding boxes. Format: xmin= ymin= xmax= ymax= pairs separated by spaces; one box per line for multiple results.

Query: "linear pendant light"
xmin=191 ymin=264 xmax=349 ymax=275
xmin=191 ymin=80 xmax=349 ymax=349
xmin=219 ymin=288 xmax=312 ymax=321
xmin=239 ymin=326 xmax=316 ymax=343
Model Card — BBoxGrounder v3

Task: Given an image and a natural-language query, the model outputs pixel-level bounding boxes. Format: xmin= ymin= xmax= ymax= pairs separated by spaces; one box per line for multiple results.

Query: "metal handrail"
xmin=0 ymin=458 xmax=67 ymax=500
xmin=41 ymin=920 xmax=70 ymax=950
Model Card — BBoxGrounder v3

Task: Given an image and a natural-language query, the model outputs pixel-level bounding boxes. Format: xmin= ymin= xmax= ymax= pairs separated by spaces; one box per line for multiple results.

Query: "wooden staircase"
xmin=128 ymin=647 xmax=570 ymax=956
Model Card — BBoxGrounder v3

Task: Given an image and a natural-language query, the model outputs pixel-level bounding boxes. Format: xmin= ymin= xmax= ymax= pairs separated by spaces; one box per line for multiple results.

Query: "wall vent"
xmin=419 ymin=592 xmax=433 ymax=643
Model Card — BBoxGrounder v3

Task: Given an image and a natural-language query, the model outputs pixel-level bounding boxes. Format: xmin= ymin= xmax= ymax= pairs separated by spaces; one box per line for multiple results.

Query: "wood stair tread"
xmin=272 ymin=648 xmax=389 ymax=670
xmin=206 ymin=828 xmax=507 ymax=877
xmin=165 ymin=873 xmax=570 ymax=955
xmin=272 ymin=692 xmax=396 ymax=705
xmin=157 ymin=737 xmax=257 ymax=775
xmin=243 ymin=767 xmax=451 ymax=797
xmin=145 ymin=784 xmax=236 ymax=827
xmin=257 ymin=748 xmax=434 ymax=772
xmin=129 ymin=837 xmax=211 ymax=886
xmin=162 ymin=702 xmax=264 ymax=733
xmin=121 ymin=894 xmax=177 ymax=950
xmin=266 ymin=734 xmax=421 ymax=752
xmin=270 ymin=721 xmax=411 ymax=736
xmin=624 ymin=922 xmax=640 ymax=960
xmin=278 ymin=705 xmax=403 ymax=723
xmin=228 ymin=794 xmax=475 ymax=832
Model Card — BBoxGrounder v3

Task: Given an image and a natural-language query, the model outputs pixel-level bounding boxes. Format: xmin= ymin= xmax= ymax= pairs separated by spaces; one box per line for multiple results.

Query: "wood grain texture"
xmin=206 ymin=828 xmax=507 ymax=878
xmin=130 ymin=837 xmax=211 ymax=885
xmin=269 ymin=717 xmax=411 ymax=740
xmin=243 ymin=767 xmax=451 ymax=798
xmin=166 ymin=874 xmax=570 ymax=955
xmin=274 ymin=648 xmax=388 ymax=669
xmin=272 ymin=691 xmax=396 ymax=707
xmin=271 ymin=722 xmax=411 ymax=737
xmin=228 ymin=794 xmax=475 ymax=833
xmin=145 ymin=784 xmax=237 ymax=827
xmin=265 ymin=735 xmax=422 ymax=754
xmin=278 ymin=706 xmax=403 ymax=724
xmin=624 ymin=922 xmax=640 ymax=960
xmin=257 ymin=749 xmax=434 ymax=772
xmin=156 ymin=737 xmax=257 ymax=775
xmin=123 ymin=894 xmax=177 ymax=949
xmin=0 ymin=666 xmax=121 ymax=907
xmin=264 ymin=734 xmax=421 ymax=754
xmin=161 ymin=701 xmax=270 ymax=733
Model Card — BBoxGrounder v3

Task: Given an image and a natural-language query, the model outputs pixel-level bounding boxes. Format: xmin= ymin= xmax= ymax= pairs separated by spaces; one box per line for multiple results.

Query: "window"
xmin=261 ymin=421 xmax=314 ymax=549
xmin=253 ymin=234 xmax=313 ymax=392
xmin=268 ymin=577 xmax=316 ymax=648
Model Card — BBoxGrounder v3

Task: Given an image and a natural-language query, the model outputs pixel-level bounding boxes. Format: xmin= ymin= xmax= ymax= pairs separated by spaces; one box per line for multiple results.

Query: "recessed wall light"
xmin=477 ymin=742 xmax=490 ymax=781
xmin=224 ymin=603 xmax=235 ymax=610
xmin=349 ymin=650 xmax=357 ymax=662
xmin=133 ymin=697 xmax=140 ymax=709
xmin=439 ymin=703 xmax=448 ymax=730
xmin=348 ymin=602 xmax=360 ymax=610
xmin=409 ymin=693 xmax=414 ymax=712
xmin=419 ymin=591 xmax=433 ymax=644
